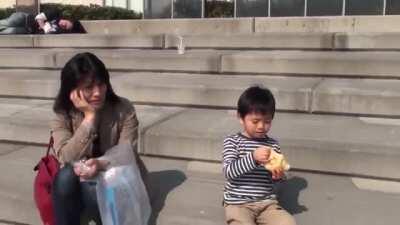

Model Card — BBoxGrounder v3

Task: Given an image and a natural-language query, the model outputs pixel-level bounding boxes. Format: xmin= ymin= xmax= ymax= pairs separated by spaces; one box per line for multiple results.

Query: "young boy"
xmin=222 ymin=86 xmax=296 ymax=225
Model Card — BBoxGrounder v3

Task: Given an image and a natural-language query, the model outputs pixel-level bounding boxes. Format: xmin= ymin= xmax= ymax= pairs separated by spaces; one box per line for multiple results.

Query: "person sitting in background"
xmin=0 ymin=8 xmax=85 ymax=34
xmin=34 ymin=8 xmax=85 ymax=34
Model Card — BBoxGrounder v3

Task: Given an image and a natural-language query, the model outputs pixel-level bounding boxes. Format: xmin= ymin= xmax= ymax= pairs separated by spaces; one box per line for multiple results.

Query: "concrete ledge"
xmin=255 ymin=16 xmax=400 ymax=33
xmin=55 ymin=49 xmax=222 ymax=72
xmin=0 ymin=49 xmax=55 ymax=68
xmin=221 ymin=50 xmax=400 ymax=78
xmin=1 ymin=32 xmax=400 ymax=50
xmin=112 ymin=72 xmax=317 ymax=112
xmin=2 ymin=69 xmax=400 ymax=116
xmin=2 ymin=144 xmax=399 ymax=225
xmin=0 ymin=99 xmax=400 ymax=179
xmin=0 ymin=69 xmax=58 ymax=98
xmin=144 ymin=109 xmax=400 ymax=179
xmin=334 ymin=32 xmax=400 ymax=50
xmin=33 ymin=34 xmax=164 ymax=48
xmin=312 ymin=78 xmax=400 ymax=116
xmin=0 ymin=70 xmax=316 ymax=112
xmin=0 ymin=35 xmax=33 ymax=47
xmin=81 ymin=18 xmax=253 ymax=35
xmin=0 ymin=98 xmax=183 ymax=155
xmin=5 ymin=49 xmax=400 ymax=78
xmin=165 ymin=33 xmax=334 ymax=49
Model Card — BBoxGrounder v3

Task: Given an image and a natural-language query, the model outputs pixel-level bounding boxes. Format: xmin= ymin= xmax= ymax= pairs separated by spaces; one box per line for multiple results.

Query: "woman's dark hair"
xmin=69 ymin=20 xmax=86 ymax=34
xmin=237 ymin=86 xmax=276 ymax=119
xmin=53 ymin=52 xmax=120 ymax=115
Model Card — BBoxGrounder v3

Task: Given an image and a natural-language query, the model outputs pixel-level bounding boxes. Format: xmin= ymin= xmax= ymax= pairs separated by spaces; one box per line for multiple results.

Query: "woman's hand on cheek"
xmin=70 ymin=89 xmax=96 ymax=120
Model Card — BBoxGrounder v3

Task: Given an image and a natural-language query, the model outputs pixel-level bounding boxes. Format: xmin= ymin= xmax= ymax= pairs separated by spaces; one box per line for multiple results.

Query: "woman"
xmin=51 ymin=52 xmax=146 ymax=225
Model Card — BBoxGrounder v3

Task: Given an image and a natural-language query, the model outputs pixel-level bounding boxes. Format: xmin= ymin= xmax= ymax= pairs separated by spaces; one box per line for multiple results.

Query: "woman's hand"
xmin=73 ymin=158 xmax=109 ymax=180
xmin=70 ymin=89 xmax=96 ymax=121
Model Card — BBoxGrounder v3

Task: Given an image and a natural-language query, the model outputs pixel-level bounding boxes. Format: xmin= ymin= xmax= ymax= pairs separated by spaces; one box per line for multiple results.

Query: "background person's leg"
xmin=0 ymin=12 xmax=29 ymax=27
xmin=52 ymin=164 xmax=82 ymax=225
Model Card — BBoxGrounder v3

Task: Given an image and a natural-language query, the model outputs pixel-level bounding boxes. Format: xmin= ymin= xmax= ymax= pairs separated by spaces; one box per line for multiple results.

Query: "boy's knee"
xmin=53 ymin=164 xmax=79 ymax=198
xmin=276 ymin=213 xmax=296 ymax=225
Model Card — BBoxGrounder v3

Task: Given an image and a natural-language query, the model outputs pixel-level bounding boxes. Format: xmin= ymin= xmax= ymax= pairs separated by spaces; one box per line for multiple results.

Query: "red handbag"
xmin=33 ymin=133 xmax=60 ymax=225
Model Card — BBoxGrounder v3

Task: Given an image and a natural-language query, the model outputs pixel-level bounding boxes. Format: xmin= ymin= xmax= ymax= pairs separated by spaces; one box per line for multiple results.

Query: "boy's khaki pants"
xmin=224 ymin=200 xmax=296 ymax=225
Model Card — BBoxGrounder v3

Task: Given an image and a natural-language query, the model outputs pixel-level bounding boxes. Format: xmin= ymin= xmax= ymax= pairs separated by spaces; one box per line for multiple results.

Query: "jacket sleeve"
xmin=117 ymin=104 xmax=139 ymax=146
xmin=117 ymin=103 xmax=148 ymax=181
xmin=50 ymin=113 xmax=97 ymax=163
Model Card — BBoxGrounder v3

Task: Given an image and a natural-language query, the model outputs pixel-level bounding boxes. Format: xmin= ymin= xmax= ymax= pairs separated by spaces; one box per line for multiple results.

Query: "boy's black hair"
xmin=237 ymin=86 xmax=276 ymax=118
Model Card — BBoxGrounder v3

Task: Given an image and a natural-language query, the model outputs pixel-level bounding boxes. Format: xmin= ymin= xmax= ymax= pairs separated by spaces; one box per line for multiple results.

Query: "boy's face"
xmin=239 ymin=112 xmax=273 ymax=139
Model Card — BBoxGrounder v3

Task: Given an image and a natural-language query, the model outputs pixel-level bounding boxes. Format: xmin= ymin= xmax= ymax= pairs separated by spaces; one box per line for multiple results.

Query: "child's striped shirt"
xmin=223 ymin=133 xmax=281 ymax=204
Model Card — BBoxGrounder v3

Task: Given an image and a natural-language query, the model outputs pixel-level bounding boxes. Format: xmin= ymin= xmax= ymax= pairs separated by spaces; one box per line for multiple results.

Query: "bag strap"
xmin=46 ymin=131 xmax=56 ymax=156
xmin=34 ymin=131 xmax=56 ymax=171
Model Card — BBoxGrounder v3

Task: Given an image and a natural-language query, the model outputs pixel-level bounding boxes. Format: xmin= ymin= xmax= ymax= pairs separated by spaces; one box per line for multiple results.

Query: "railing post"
xmin=202 ymin=0 xmax=205 ymax=18
xmin=304 ymin=0 xmax=307 ymax=16
xmin=383 ymin=0 xmax=387 ymax=15
xmin=268 ymin=0 xmax=271 ymax=17
xmin=16 ymin=0 xmax=40 ymax=15
xmin=234 ymin=0 xmax=237 ymax=18
xmin=171 ymin=0 xmax=174 ymax=18
xmin=342 ymin=0 xmax=346 ymax=16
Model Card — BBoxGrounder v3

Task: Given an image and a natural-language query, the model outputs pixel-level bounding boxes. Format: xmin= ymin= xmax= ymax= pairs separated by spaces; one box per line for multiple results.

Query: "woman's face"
xmin=76 ymin=77 xmax=107 ymax=110
xmin=58 ymin=19 xmax=73 ymax=31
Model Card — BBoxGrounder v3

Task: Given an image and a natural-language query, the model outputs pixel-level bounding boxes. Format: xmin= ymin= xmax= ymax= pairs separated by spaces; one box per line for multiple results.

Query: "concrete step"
xmin=0 ymin=34 xmax=164 ymax=48
xmin=3 ymin=49 xmax=400 ymax=78
xmin=1 ymin=69 xmax=399 ymax=117
xmin=143 ymin=108 xmax=400 ymax=180
xmin=3 ymin=32 xmax=400 ymax=50
xmin=311 ymin=78 xmax=400 ymax=116
xmin=0 ymin=143 xmax=399 ymax=225
xmin=0 ymin=69 xmax=318 ymax=112
xmin=82 ymin=18 xmax=253 ymax=35
xmin=221 ymin=50 xmax=400 ymax=78
xmin=0 ymin=98 xmax=184 ymax=150
xmin=254 ymin=16 xmax=400 ymax=33
xmin=34 ymin=34 xmax=164 ymax=49
xmin=0 ymin=98 xmax=399 ymax=180
xmin=334 ymin=32 xmax=400 ymax=50
xmin=55 ymin=49 xmax=222 ymax=73
xmin=0 ymin=33 xmax=333 ymax=50
xmin=0 ymin=48 xmax=223 ymax=72
xmin=79 ymin=16 xmax=400 ymax=35
xmin=165 ymin=33 xmax=334 ymax=50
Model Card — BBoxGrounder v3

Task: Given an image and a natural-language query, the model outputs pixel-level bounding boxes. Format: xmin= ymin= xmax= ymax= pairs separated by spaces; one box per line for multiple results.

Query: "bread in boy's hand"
xmin=264 ymin=149 xmax=290 ymax=172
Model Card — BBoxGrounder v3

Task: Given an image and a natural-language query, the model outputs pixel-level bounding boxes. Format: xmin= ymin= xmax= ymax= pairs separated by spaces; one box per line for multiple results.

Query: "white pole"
xmin=383 ymin=0 xmax=387 ymax=15
xmin=202 ymin=0 xmax=205 ymax=18
xmin=268 ymin=0 xmax=271 ymax=17
xmin=304 ymin=0 xmax=307 ymax=16
xmin=342 ymin=0 xmax=346 ymax=16
xmin=234 ymin=0 xmax=237 ymax=18
xmin=171 ymin=0 xmax=174 ymax=18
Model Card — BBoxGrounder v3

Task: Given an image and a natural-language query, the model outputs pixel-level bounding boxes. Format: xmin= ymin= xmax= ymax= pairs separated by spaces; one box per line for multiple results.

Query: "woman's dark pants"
xmin=52 ymin=164 xmax=102 ymax=225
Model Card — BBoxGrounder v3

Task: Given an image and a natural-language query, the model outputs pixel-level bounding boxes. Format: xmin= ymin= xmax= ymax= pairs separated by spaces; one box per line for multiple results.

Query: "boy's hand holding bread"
xmin=253 ymin=146 xmax=290 ymax=180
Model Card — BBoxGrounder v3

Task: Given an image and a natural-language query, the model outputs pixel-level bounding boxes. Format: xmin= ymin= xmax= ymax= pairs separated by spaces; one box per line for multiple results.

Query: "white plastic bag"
xmin=96 ymin=144 xmax=151 ymax=225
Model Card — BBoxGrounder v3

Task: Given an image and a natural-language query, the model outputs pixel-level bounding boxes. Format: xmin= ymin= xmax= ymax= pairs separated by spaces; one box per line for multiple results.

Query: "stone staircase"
xmin=0 ymin=17 xmax=399 ymax=225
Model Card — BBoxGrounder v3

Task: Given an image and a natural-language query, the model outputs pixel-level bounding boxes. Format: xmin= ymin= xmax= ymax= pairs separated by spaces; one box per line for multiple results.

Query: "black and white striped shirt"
xmin=223 ymin=133 xmax=281 ymax=204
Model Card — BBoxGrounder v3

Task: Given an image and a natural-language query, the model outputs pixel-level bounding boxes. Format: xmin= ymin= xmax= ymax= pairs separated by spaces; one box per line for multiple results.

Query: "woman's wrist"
xmin=98 ymin=159 xmax=110 ymax=170
xmin=83 ymin=111 xmax=96 ymax=123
